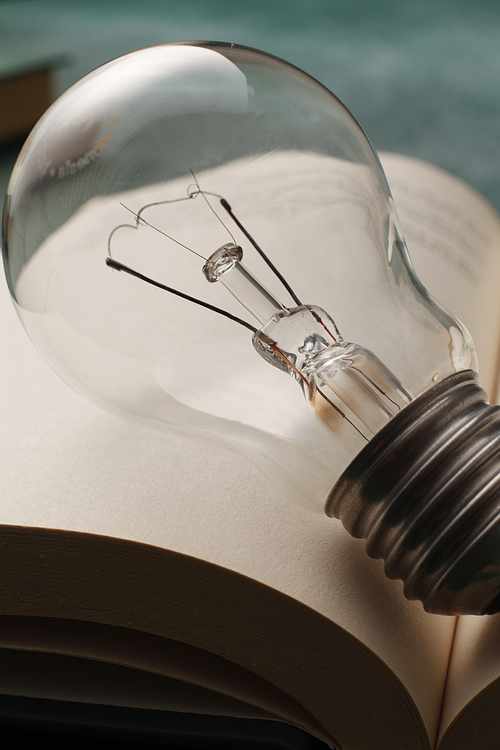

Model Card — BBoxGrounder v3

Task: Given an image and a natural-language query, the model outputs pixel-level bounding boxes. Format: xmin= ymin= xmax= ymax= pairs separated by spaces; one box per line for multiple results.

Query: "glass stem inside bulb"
xmin=203 ymin=243 xmax=286 ymax=325
xmin=201 ymin=244 xmax=413 ymax=450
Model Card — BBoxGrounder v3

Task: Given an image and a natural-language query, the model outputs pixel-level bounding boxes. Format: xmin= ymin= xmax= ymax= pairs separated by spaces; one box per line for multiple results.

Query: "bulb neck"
xmin=325 ymin=370 xmax=500 ymax=616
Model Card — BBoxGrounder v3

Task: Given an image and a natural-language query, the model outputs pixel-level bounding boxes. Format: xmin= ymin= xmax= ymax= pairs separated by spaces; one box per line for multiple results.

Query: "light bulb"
xmin=3 ymin=42 xmax=500 ymax=615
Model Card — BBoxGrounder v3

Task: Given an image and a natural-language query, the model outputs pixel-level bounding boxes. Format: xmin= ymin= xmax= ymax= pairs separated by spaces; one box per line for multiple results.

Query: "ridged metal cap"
xmin=325 ymin=370 xmax=500 ymax=615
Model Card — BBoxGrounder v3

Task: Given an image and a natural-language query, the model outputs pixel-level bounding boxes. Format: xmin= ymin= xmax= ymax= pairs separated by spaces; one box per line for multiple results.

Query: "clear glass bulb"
xmin=5 ymin=42 xmax=498 ymax=615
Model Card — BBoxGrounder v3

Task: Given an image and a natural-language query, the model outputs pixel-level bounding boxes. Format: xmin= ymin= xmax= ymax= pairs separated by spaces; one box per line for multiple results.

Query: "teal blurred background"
xmin=1 ymin=0 xmax=500 ymax=210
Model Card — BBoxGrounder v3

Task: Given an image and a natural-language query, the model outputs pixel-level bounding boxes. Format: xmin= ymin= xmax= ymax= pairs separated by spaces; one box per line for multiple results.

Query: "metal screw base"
xmin=325 ymin=370 xmax=500 ymax=615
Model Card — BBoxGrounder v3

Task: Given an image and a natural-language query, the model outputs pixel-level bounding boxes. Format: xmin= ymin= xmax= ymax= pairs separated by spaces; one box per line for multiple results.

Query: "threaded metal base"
xmin=325 ymin=370 xmax=500 ymax=615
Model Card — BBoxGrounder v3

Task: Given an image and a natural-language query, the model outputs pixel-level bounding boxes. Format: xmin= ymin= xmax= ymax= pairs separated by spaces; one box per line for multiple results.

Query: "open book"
xmin=2 ymin=153 xmax=500 ymax=750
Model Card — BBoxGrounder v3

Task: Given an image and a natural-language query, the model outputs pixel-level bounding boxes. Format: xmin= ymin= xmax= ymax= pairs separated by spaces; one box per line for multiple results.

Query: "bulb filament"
xmin=107 ymin=174 xmax=412 ymax=448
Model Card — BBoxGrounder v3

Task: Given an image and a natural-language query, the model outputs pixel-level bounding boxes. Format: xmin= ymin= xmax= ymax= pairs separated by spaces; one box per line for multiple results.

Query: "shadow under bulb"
xmin=3 ymin=41 xmax=500 ymax=615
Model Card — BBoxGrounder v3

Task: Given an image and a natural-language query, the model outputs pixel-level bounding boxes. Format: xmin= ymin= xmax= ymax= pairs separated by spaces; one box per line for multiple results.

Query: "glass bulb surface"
xmin=2 ymin=42 xmax=476 ymax=514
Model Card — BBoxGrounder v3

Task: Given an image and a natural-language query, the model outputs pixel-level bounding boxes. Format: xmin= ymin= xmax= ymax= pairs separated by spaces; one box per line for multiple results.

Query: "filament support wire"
xmin=325 ymin=370 xmax=500 ymax=615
